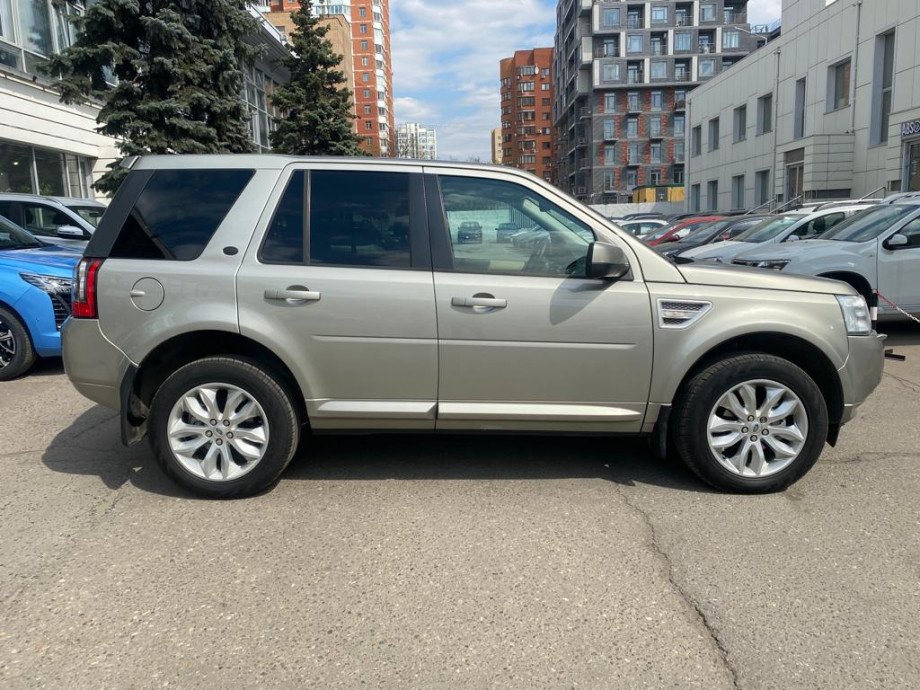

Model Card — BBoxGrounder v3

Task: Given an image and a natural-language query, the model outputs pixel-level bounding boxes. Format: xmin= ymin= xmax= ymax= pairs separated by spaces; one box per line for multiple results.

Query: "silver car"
xmin=0 ymin=193 xmax=104 ymax=249
xmin=62 ymin=156 xmax=885 ymax=498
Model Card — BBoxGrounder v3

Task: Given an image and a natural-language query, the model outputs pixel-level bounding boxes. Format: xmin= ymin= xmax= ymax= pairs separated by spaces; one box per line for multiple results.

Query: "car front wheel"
xmin=149 ymin=356 xmax=300 ymax=498
xmin=0 ymin=307 xmax=36 ymax=381
xmin=673 ymin=354 xmax=829 ymax=493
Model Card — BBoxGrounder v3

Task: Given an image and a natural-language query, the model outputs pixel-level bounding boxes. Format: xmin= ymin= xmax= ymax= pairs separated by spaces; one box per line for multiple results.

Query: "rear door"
xmin=426 ymin=169 xmax=654 ymax=432
xmin=236 ymin=164 xmax=438 ymax=430
xmin=877 ymin=216 xmax=920 ymax=312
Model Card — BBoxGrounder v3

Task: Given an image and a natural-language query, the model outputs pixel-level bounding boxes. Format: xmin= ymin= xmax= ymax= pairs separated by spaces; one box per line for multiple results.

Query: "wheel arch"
xmin=817 ymin=271 xmax=873 ymax=301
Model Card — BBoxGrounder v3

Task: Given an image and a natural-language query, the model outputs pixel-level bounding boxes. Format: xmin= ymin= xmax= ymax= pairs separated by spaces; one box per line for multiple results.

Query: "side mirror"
xmin=586 ymin=242 xmax=630 ymax=280
xmin=786 ymin=234 xmax=800 ymax=242
xmin=56 ymin=225 xmax=85 ymax=239
xmin=885 ymin=233 xmax=909 ymax=248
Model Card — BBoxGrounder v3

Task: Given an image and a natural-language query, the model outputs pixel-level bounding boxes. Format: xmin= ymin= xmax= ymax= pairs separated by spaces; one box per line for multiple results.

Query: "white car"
xmin=0 ymin=193 xmax=105 ymax=249
xmin=618 ymin=219 xmax=668 ymax=237
xmin=732 ymin=201 xmax=920 ymax=318
xmin=678 ymin=205 xmax=875 ymax=264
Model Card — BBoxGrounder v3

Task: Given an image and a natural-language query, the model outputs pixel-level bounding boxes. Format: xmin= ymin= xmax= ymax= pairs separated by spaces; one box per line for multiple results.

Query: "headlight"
xmin=20 ymin=273 xmax=73 ymax=294
xmin=755 ymin=260 xmax=789 ymax=270
xmin=836 ymin=295 xmax=872 ymax=335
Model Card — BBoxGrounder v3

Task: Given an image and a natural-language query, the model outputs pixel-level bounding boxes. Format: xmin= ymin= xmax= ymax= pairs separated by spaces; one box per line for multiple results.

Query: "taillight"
xmin=72 ymin=258 xmax=103 ymax=319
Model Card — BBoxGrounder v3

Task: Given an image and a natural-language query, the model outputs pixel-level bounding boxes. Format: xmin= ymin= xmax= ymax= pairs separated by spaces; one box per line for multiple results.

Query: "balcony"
xmin=699 ymin=43 xmax=716 ymax=55
xmin=578 ymin=106 xmax=592 ymax=119
xmin=626 ymin=16 xmax=643 ymax=29
xmin=579 ymin=0 xmax=592 ymax=14
xmin=674 ymin=96 xmax=687 ymax=110
xmin=650 ymin=42 xmax=667 ymax=56
xmin=627 ymin=71 xmax=644 ymax=85
xmin=673 ymin=72 xmax=691 ymax=82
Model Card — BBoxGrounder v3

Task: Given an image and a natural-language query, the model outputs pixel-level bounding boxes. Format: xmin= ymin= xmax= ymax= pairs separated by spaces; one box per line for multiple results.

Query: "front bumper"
xmin=61 ymin=318 xmax=132 ymax=410
xmin=837 ymin=332 xmax=887 ymax=424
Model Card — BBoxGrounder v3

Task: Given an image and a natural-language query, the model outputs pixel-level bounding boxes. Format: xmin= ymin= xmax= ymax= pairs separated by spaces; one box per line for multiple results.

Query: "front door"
xmin=427 ymin=171 xmax=654 ymax=432
xmin=878 ymin=217 xmax=920 ymax=312
xmin=236 ymin=165 xmax=438 ymax=430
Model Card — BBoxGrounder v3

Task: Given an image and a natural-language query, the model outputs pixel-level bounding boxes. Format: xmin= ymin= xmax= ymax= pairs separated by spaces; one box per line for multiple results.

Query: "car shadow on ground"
xmin=880 ymin=321 xmax=920 ymax=348
xmin=42 ymin=406 xmax=718 ymax=498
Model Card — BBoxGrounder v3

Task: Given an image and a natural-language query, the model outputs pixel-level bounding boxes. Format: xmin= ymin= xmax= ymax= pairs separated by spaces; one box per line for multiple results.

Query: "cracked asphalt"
xmin=1 ymin=324 xmax=919 ymax=688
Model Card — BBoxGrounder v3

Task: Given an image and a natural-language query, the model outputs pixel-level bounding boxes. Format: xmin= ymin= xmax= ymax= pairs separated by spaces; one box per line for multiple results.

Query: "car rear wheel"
xmin=149 ymin=356 xmax=299 ymax=498
xmin=0 ymin=307 xmax=36 ymax=381
xmin=673 ymin=354 xmax=829 ymax=493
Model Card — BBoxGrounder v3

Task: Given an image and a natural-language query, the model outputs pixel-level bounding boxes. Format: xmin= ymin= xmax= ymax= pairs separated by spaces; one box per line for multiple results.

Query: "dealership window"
xmin=733 ymin=105 xmax=747 ymax=142
xmin=871 ymin=31 xmax=895 ymax=145
xmin=757 ymin=93 xmax=773 ymax=134
xmin=708 ymin=117 xmax=720 ymax=151
xmin=828 ymin=59 xmax=851 ymax=110
xmin=794 ymin=78 xmax=806 ymax=139
xmin=731 ymin=175 xmax=745 ymax=209
xmin=0 ymin=140 xmax=95 ymax=198
xmin=707 ymin=179 xmax=718 ymax=211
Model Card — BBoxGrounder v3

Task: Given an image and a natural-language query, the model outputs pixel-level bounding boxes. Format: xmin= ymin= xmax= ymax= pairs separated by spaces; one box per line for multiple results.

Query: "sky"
xmin=391 ymin=0 xmax=782 ymax=161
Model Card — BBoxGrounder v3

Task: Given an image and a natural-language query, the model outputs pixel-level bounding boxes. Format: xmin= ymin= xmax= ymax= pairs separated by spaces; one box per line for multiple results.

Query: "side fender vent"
xmin=657 ymin=299 xmax=713 ymax=329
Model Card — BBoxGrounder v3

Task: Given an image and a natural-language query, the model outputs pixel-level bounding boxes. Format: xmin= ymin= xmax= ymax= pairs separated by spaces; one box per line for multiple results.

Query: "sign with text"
xmin=901 ymin=120 xmax=920 ymax=137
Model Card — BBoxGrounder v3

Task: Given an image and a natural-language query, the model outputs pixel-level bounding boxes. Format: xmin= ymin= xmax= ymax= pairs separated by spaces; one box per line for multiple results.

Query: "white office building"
xmin=685 ymin=0 xmax=920 ymax=212
xmin=396 ymin=122 xmax=438 ymax=160
xmin=0 ymin=1 xmax=288 ymax=199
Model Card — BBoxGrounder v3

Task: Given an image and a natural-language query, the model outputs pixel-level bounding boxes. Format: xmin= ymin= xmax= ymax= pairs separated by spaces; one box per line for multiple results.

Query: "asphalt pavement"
xmin=1 ymin=324 xmax=918 ymax=688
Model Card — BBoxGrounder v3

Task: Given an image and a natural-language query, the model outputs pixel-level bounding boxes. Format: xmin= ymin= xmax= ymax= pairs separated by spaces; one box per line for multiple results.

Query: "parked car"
xmin=657 ymin=215 xmax=770 ymax=260
xmin=0 ymin=193 xmax=102 ymax=249
xmin=54 ymin=196 xmax=107 ymax=227
xmin=623 ymin=212 xmax=665 ymax=220
xmin=457 ymin=221 xmax=483 ymax=243
xmin=0 ymin=215 xmax=80 ymax=380
xmin=619 ymin=219 xmax=668 ymax=237
xmin=677 ymin=205 xmax=875 ymax=264
xmin=63 ymin=155 xmax=884 ymax=498
xmin=643 ymin=215 xmax=725 ymax=247
xmin=511 ymin=227 xmax=549 ymax=248
xmin=495 ymin=222 xmax=520 ymax=243
xmin=732 ymin=201 xmax=920 ymax=317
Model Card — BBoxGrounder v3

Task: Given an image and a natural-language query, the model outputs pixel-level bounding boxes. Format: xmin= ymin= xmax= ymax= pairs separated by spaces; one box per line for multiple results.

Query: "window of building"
xmin=359 ymin=6 xmax=366 ymax=16
xmin=363 ymin=105 xmax=371 ymax=115
xmin=541 ymin=68 xmax=550 ymax=77
xmin=627 ymin=63 xmax=642 ymax=84
xmin=602 ymin=63 xmax=620 ymax=82
xmin=542 ymin=98 xmax=550 ymax=106
xmin=757 ymin=93 xmax=773 ymax=134
xmin=627 ymin=34 xmax=643 ymax=53
xmin=794 ymin=77 xmax=806 ymax=139
xmin=673 ymin=166 xmax=684 ymax=184
xmin=651 ymin=91 xmax=662 ymax=111
xmin=829 ymin=59 xmax=851 ymax=110
xmin=675 ymin=89 xmax=687 ymax=107
xmin=733 ymin=105 xmax=747 ymax=142
xmin=360 ymin=23 xmax=367 ymax=33
xmin=674 ymin=114 xmax=685 ymax=137
xmin=519 ymin=96 xmax=535 ymax=106
xmin=111 ymin=169 xmax=254 ymax=261
xmin=690 ymin=184 xmax=701 ymax=211
xmin=605 ymin=94 xmax=617 ymax=111
xmin=708 ymin=117 xmax=720 ymax=151
xmin=361 ymin=72 xmax=370 ymax=82
xmin=699 ymin=58 xmax=716 ymax=78
xmin=242 ymin=66 xmax=280 ymax=152
xmin=0 ymin=0 xmax=81 ymax=73
xmin=601 ymin=38 xmax=618 ymax=57
xmin=700 ymin=4 xmax=717 ymax=22
xmin=731 ymin=175 xmax=745 ymax=209
xmin=627 ymin=116 xmax=638 ymax=138
xmin=723 ymin=30 xmax=740 ymax=50
xmin=0 ymin=141 xmax=94 ymax=198
xmin=439 ymin=176 xmax=593 ymax=277
xmin=755 ymin=170 xmax=771 ymax=205
xmin=601 ymin=7 xmax=620 ymax=27
xmin=707 ymin=179 xmax=719 ymax=211
xmin=541 ymin=82 xmax=551 ymax=90
xmin=628 ymin=142 xmax=641 ymax=164
xmin=650 ymin=171 xmax=661 ymax=185
xmin=520 ymin=154 xmax=536 ymax=164
xmin=650 ymin=142 xmax=662 ymax=163
xmin=872 ymin=31 xmax=895 ymax=144
xmin=542 ymin=112 xmax=550 ymax=120
xmin=650 ymin=61 xmax=667 ymax=80
xmin=604 ymin=171 xmax=616 ymax=192
xmin=691 ymin=125 xmax=702 ymax=156
xmin=365 ymin=121 xmax=373 ymax=130
xmin=519 ymin=81 xmax=535 ymax=91
xmin=604 ymin=144 xmax=616 ymax=164
xmin=519 ymin=65 xmax=538 ymax=76
xmin=363 ymin=89 xmax=371 ymax=98
xmin=625 ymin=168 xmax=638 ymax=189
xmin=603 ymin=119 xmax=615 ymax=139
xmin=361 ymin=56 xmax=369 ymax=66
xmin=651 ymin=6 xmax=668 ymax=23
xmin=360 ymin=40 xmax=368 ymax=50
xmin=674 ymin=32 xmax=692 ymax=52
xmin=650 ymin=118 xmax=662 ymax=138
xmin=627 ymin=91 xmax=639 ymax=111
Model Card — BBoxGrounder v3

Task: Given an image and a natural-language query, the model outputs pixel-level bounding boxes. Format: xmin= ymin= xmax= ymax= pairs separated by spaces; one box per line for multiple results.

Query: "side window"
xmin=439 ymin=176 xmax=594 ymax=277
xmin=261 ymin=171 xmax=306 ymax=264
xmin=22 ymin=203 xmax=73 ymax=238
xmin=309 ymin=171 xmax=411 ymax=268
xmin=897 ymin=218 xmax=920 ymax=248
xmin=110 ymin=169 xmax=254 ymax=260
xmin=793 ymin=212 xmax=844 ymax=239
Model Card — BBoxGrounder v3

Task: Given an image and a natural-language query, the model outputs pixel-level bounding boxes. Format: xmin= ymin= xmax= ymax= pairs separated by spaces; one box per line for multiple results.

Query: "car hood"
xmin=732 ymin=239 xmax=849 ymax=262
xmin=677 ymin=262 xmax=854 ymax=296
xmin=0 ymin=246 xmax=81 ymax=276
xmin=677 ymin=240 xmax=754 ymax=262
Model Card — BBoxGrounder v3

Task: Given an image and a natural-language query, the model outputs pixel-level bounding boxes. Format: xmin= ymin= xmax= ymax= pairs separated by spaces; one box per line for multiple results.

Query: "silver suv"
xmin=62 ymin=156 xmax=885 ymax=498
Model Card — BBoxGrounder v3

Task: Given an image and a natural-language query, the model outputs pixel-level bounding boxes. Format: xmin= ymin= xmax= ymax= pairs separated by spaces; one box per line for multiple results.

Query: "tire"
xmin=0 ymin=306 xmax=36 ymax=381
xmin=149 ymin=356 xmax=300 ymax=499
xmin=672 ymin=354 xmax=829 ymax=493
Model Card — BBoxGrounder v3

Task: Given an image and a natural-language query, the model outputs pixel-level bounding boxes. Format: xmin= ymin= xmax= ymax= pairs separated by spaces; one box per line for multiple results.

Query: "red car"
xmin=642 ymin=215 xmax=726 ymax=247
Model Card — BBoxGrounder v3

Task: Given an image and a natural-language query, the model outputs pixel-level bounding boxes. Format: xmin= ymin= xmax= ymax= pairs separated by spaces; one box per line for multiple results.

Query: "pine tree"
xmin=47 ymin=1 xmax=259 ymax=192
xmin=269 ymin=0 xmax=364 ymax=156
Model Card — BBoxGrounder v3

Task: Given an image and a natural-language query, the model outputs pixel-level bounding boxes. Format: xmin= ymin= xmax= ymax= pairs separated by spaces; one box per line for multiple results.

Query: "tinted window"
xmin=0 ymin=215 xmax=41 ymax=250
xmin=21 ymin=203 xmax=74 ymax=238
xmin=789 ymin=212 xmax=844 ymax=240
xmin=309 ymin=171 xmax=411 ymax=268
xmin=110 ymin=169 xmax=254 ymax=260
xmin=824 ymin=205 xmax=917 ymax=242
xmin=261 ymin=171 xmax=306 ymax=264
xmin=897 ymin=218 xmax=920 ymax=248
xmin=735 ymin=215 xmax=804 ymax=243
xmin=439 ymin=176 xmax=593 ymax=277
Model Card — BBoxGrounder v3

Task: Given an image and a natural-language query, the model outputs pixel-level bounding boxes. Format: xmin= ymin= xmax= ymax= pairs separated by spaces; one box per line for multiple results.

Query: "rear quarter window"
xmin=110 ymin=169 xmax=254 ymax=260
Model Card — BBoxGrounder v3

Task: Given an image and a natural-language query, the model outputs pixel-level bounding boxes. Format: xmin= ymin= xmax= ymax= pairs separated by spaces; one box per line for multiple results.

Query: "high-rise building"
xmin=491 ymin=127 xmax=503 ymax=164
xmin=553 ymin=1 xmax=758 ymax=203
xmin=499 ymin=49 xmax=555 ymax=183
xmin=268 ymin=0 xmax=395 ymax=156
xmin=396 ymin=123 xmax=437 ymax=160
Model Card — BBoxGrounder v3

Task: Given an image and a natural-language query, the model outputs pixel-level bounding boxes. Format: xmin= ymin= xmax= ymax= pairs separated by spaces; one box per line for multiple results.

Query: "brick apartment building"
xmin=269 ymin=0 xmax=395 ymax=156
xmin=499 ymin=49 xmax=556 ymax=183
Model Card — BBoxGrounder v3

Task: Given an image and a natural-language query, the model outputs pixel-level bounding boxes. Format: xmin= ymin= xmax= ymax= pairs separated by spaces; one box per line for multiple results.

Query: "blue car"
xmin=0 ymin=215 xmax=80 ymax=380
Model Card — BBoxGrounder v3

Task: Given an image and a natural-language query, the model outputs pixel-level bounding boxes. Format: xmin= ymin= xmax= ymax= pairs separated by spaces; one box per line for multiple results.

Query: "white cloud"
xmin=393 ymin=96 xmax=433 ymax=122
xmin=748 ymin=0 xmax=782 ymax=25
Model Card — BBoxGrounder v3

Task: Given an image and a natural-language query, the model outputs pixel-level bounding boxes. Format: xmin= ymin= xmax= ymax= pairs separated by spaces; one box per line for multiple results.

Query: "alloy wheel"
xmin=0 ymin=318 xmax=16 ymax=369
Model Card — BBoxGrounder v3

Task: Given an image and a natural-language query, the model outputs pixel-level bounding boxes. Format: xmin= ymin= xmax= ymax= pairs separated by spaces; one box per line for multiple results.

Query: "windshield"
xmin=734 ymin=215 xmax=803 ymax=243
xmin=822 ymin=205 xmax=917 ymax=242
xmin=0 ymin=215 xmax=42 ymax=250
xmin=643 ymin=223 xmax=679 ymax=242
xmin=683 ymin=220 xmax=732 ymax=243
xmin=68 ymin=205 xmax=104 ymax=228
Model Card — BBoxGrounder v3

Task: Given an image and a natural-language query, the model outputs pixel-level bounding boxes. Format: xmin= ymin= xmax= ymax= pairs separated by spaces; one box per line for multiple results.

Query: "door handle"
xmin=129 ymin=290 xmax=146 ymax=298
xmin=451 ymin=295 xmax=507 ymax=309
xmin=265 ymin=287 xmax=322 ymax=302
